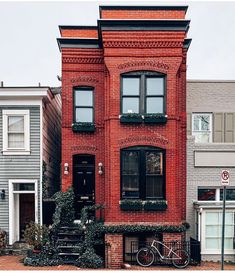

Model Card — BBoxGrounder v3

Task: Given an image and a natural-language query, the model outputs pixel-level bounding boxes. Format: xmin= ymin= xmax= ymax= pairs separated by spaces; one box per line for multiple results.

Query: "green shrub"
xmin=23 ymin=222 xmax=49 ymax=250
xmin=76 ymin=247 xmax=103 ymax=268
xmin=52 ymin=187 xmax=75 ymax=230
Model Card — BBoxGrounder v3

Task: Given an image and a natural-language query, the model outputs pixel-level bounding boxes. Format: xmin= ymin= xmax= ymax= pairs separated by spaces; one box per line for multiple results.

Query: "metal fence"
xmin=125 ymin=238 xmax=201 ymax=266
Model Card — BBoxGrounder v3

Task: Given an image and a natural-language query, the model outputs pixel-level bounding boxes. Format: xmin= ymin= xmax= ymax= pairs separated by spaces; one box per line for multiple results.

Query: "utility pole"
xmin=220 ymin=170 xmax=229 ymax=270
xmin=221 ymin=185 xmax=226 ymax=270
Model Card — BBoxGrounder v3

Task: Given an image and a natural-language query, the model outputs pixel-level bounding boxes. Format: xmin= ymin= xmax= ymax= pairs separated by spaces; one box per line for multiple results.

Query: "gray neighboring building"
xmin=0 ymin=87 xmax=61 ymax=245
xmin=187 ymin=80 xmax=235 ymax=261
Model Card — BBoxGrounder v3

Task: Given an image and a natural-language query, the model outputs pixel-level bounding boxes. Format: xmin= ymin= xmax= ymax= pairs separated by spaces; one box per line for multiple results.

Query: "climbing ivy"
xmin=52 ymin=187 xmax=75 ymax=230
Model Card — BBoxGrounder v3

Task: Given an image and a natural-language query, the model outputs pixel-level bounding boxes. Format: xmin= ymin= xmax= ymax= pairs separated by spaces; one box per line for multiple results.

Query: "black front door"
xmin=73 ymin=155 xmax=95 ymax=218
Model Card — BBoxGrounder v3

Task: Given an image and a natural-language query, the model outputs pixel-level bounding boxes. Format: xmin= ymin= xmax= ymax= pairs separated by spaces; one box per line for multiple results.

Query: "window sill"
xmin=72 ymin=123 xmax=95 ymax=132
xmin=120 ymin=200 xmax=167 ymax=211
xmin=120 ymin=114 xmax=143 ymax=124
xmin=2 ymin=150 xmax=31 ymax=156
xmin=144 ymin=114 xmax=168 ymax=124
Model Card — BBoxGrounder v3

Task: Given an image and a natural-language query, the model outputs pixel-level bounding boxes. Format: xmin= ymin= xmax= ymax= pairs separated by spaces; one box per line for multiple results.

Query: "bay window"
xmin=204 ymin=211 xmax=235 ymax=253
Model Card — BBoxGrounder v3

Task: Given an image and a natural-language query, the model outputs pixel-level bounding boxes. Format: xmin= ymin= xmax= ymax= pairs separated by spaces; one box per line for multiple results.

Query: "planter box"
xmin=72 ymin=123 xmax=95 ymax=132
xmin=144 ymin=115 xmax=167 ymax=124
xmin=120 ymin=200 xmax=142 ymax=211
xmin=120 ymin=115 xmax=143 ymax=124
xmin=143 ymin=201 xmax=167 ymax=211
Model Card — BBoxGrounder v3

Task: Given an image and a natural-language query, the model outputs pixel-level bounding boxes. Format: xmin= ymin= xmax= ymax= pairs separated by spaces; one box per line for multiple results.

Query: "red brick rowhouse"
xmin=58 ymin=5 xmax=191 ymax=268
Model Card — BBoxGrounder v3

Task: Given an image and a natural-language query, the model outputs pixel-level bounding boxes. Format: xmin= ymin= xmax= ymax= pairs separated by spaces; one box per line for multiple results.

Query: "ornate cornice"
xmin=62 ymin=57 xmax=104 ymax=64
xmin=118 ymin=135 xmax=169 ymax=147
xmin=71 ymin=76 xmax=99 ymax=83
xmin=71 ymin=145 xmax=97 ymax=152
xmin=117 ymin=60 xmax=170 ymax=71
xmin=103 ymin=41 xmax=182 ymax=48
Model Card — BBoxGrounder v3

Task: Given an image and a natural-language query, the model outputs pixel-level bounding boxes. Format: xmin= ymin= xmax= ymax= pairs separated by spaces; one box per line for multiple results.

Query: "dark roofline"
xmin=59 ymin=25 xmax=97 ymax=35
xmin=99 ymin=5 xmax=188 ymax=18
xmin=98 ymin=19 xmax=190 ymax=32
xmin=183 ymin=38 xmax=192 ymax=50
xmin=57 ymin=38 xmax=99 ymax=51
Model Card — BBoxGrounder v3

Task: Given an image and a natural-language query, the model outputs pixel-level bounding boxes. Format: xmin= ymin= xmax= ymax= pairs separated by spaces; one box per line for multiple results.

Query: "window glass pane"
xmin=193 ymin=114 xmax=211 ymax=131
xmin=224 ymin=238 xmax=233 ymax=249
xmin=206 ymin=226 xmax=219 ymax=237
xmin=193 ymin=116 xmax=200 ymax=131
xmin=8 ymin=133 xmax=24 ymax=148
xmin=198 ymin=189 xmax=216 ymax=201
xmin=206 ymin=238 xmax=219 ymax=249
xmin=146 ymin=152 xmax=162 ymax=175
xmin=123 ymin=78 xmax=140 ymax=95
xmin=122 ymin=151 xmax=139 ymax=175
xmin=205 ymin=212 xmax=219 ymax=225
xmin=146 ymin=97 xmax=163 ymax=114
xmin=193 ymin=132 xmax=211 ymax=143
xmin=146 ymin=78 xmax=164 ymax=95
xmin=8 ymin=116 xmax=24 ymax=132
xmin=123 ymin=98 xmax=139 ymax=113
xmin=201 ymin=115 xmax=210 ymax=131
xmin=220 ymin=189 xmax=235 ymax=201
xmin=146 ymin=176 xmax=163 ymax=198
xmin=225 ymin=212 xmax=233 ymax=225
xmin=225 ymin=225 xmax=234 ymax=237
xmin=122 ymin=176 xmax=139 ymax=198
xmin=13 ymin=183 xmax=35 ymax=191
xmin=75 ymin=108 xmax=93 ymax=123
xmin=75 ymin=90 xmax=93 ymax=106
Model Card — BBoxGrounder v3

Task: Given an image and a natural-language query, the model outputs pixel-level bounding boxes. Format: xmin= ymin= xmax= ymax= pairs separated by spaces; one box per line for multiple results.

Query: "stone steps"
xmin=56 ymin=226 xmax=84 ymax=265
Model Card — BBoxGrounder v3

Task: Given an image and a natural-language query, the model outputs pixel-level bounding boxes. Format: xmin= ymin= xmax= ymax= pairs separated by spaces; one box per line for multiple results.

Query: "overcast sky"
xmin=0 ymin=1 xmax=235 ymax=87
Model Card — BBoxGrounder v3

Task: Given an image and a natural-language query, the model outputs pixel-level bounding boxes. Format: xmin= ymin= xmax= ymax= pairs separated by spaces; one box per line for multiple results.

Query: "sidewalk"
xmin=0 ymin=255 xmax=235 ymax=270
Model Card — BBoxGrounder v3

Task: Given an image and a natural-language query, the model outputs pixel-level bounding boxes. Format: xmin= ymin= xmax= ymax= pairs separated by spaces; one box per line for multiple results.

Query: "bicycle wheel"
xmin=136 ymin=247 xmax=155 ymax=267
xmin=171 ymin=248 xmax=190 ymax=269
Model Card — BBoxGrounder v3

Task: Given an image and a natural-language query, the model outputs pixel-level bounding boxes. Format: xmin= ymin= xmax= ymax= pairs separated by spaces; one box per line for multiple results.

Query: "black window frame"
xmin=121 ymin=71 xmax=166 ymax=115
xmin=121 ymin=146 xmax=166 ymax=200
xmin=73 ymin=86 xmax=95 ymax=124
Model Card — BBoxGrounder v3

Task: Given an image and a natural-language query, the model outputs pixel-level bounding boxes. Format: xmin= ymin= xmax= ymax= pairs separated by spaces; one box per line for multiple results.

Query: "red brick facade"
xmin=58 ymin=5 xmax=190 ymax=268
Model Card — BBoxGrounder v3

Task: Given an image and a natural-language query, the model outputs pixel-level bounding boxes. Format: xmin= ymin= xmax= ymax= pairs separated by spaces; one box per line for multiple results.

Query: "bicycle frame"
xmin=150 ymin=240 xmax=182 ymax=261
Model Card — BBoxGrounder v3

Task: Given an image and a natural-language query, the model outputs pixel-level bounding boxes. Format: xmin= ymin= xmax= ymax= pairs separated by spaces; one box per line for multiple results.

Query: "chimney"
xmin=0 ymin=81 xmax=3 ymax=87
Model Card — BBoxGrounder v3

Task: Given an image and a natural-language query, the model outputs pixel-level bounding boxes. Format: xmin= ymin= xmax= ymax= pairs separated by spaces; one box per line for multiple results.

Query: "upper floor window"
xmin=192 ymin=113 xmax=212 ymax=143
xmin=74 ymin=87 xmax=94 ymax=123
xmin=2 ymin=109 xmax=30 ymax=155
xmin=121 ymin=146 xmax=165 ymax=200
xmin=121 ymin=71 xmax=165 ymax=115
xmin=198 ymin=187 xmax=235 ymax=201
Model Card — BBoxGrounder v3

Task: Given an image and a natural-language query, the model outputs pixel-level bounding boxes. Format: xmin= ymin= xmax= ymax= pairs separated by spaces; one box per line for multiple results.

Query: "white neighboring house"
xmin=0 ymin=87 xmax=61 ymax=245
xmin=186 ymin=80 xmax=235 ymax=261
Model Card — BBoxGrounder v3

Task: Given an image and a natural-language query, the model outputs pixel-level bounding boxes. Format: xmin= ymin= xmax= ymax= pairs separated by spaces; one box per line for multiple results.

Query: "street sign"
xmin=221 ymin=170 xmax=230 ymax=185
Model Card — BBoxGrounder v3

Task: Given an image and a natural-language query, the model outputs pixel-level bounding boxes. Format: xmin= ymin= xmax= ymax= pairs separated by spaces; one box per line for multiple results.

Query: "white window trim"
xmin=8 ymin=179 xmax=38 ymax=245
xmin=201 ymin=209 xmax=235 ymax=255
xmin=192 ymin=113 xmax=212 ymax=143
xmin=2 ymin=109 xmax=30 ymax=155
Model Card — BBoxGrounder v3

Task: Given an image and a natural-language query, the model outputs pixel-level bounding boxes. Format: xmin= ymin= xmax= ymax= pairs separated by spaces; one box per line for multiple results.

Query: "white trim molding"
xmin=2 ymin=109 xmax=30 ymax=155
xmin=8 ymin=179 xmax=38 ymax=245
